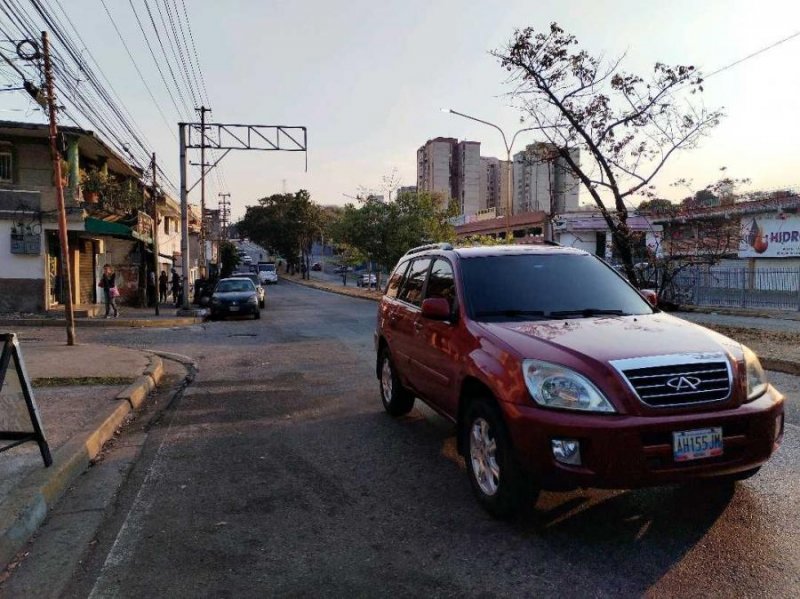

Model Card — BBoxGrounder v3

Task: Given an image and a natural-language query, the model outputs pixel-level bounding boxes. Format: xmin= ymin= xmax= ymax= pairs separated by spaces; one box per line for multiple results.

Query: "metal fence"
xmin=667 ymin=267 xmax=800 ymax=311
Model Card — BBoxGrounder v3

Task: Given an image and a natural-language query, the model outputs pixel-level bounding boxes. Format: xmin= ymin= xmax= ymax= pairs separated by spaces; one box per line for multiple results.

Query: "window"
xmin=397 ymin=258 xmax=431 ymax=307
xmin=164 ymin=217 xmax=170 ymax=235
xmin=0 ymin=152 xmax=12 ymax=182
xmin=385 ymin=260 xmax=410 ymax=299
xmin=424 ymin=259 xmax=455 ymax=309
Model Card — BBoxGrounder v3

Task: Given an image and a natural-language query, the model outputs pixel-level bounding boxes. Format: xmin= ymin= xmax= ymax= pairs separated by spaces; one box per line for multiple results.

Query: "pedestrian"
xmin=159 ymin=270 xmax=168 ymax=303
xmin=98 ymin=263 xmax=119 ymax=318
xmin=171 ymin=268 xmax=180 ymax=305
xmin=147 ymin=268 xmax=156 ymax=307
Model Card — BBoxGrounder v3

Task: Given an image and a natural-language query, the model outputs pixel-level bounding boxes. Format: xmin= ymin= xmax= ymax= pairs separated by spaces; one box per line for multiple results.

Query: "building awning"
xmin=84 ymin=217 xmax=152 ymax=244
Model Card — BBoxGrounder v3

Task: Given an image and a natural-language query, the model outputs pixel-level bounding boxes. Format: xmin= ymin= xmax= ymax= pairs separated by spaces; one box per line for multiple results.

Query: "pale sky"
xmin=1 ymin=0 xmax=798 ymax=220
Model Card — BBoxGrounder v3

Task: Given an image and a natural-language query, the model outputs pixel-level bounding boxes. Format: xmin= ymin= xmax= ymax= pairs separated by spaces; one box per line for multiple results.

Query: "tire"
xmin=462 ymin=399 xmax=536 ymax=519
xmin=254 ymin=310 xmax=261 ymax=320
xmin=379 ymin=348 xmax=414 ymax=416
xmin=259 ymin=299 xmax=265 ymax=308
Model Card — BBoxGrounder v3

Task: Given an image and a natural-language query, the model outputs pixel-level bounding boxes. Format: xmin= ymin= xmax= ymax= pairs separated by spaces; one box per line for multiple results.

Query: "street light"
xmin=441 ymin=108 xmax=542 ymax=240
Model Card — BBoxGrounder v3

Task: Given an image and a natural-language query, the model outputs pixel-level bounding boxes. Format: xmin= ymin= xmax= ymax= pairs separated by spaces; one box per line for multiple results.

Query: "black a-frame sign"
xmin=0 ymin=333 xmax=52 ymax=467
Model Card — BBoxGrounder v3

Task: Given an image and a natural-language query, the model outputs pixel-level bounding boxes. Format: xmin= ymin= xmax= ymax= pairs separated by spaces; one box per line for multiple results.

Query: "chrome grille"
xmin=611 ymin=353 xmax=732 ymax=408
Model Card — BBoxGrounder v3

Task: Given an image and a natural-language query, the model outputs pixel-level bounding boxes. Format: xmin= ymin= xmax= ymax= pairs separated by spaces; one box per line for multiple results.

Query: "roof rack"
xmin=403 ymin=242 xmax=454 ymax=257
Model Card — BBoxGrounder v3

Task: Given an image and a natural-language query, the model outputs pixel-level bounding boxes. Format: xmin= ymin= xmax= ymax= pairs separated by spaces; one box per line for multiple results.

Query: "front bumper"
xmin=504 ymin=385 xmax=785 ymax=490
xmin=211 ymin=303 xmax=259 ymax=317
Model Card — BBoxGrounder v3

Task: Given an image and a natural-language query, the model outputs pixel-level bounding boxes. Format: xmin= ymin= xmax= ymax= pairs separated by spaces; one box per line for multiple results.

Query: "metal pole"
xmin=506 ymin=148 xmax=512 ymax=240
xmin=179 ymin=123 xmax=190 ymax=311
xmin=42 ymin=31 xmax=75 ymax=346
xmin=151 ymin=152 xmax=160 ymax=316
xmin=197 ymin=106 xmax=209 ymax=276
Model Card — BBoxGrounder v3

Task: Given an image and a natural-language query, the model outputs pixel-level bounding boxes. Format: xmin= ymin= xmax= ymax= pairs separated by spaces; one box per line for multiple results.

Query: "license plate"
xmin=229 ymin=306 xmax=239 ymax=312
xmin=673 ymin=427 xmax=723 ymax=462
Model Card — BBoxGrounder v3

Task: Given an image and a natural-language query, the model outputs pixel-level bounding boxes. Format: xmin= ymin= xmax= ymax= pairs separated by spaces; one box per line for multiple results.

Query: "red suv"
xmin=375 ymin=243 xmax=785 ymax=517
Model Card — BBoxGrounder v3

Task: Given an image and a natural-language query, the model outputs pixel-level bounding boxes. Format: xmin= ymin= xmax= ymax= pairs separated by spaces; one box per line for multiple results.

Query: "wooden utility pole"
xmin=42 ymin=31 xmax=75 ymax=346
xmin=151 ymin=153 xmax=160 ymax=315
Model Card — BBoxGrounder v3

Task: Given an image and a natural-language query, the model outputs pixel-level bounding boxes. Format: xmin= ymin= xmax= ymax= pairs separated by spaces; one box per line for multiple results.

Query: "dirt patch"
xmin=32 ymin=376 xmax=135 ymax=387
xmin=701 ymin=324 xmax=800 ymax=367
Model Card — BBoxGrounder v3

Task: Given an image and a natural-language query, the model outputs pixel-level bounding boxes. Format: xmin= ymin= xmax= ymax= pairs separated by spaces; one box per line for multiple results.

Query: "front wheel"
xmin=462 ymin=399 xmax=536 ymax=519
xmin=379 ymin=348 xmax=414 ymax=416
xmin=254 ymin=310 xmax=261 ymax=320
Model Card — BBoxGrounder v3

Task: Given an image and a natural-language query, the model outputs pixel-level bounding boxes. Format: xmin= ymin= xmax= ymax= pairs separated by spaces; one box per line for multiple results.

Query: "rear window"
xmin=216 ymin=279 xmax=256 ymax=293
xmin=460 ymin=254 xmax=653 ymax=319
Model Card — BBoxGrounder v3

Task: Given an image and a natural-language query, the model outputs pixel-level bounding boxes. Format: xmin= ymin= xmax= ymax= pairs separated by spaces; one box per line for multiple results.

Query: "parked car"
xmin=356 ymin=273 xmax=377 ymax=288
xmin=232 ymin=272 xmax=265 ymax=308
xmin=242 ymin=255 xmax=253 ymax=264
xmin=258 ymin=262 xmax=278 ymax=284
xmin=375 ymin=243 xmax=785 ymax=518
xmin=311 ymin=262 xmax=322 ymax=271
xmin=209 ymin=277 xmax=261 ymax=320
xmin=333 ymin=265 xmax=352 ymax=274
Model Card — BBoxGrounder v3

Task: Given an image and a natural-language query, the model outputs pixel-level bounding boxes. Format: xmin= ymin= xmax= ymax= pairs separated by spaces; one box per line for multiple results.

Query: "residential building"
xmin=396 ymin=185 xmax=417 ymax=197
xmin=0 ymin=120 xmax=152 ymax=313
xmin=479 ymin=157 xmax=512 ymax=213
xmin=453 ymin=141 xmax=480 ymax=216
xmin=552 ymin=211 xmax=662 ymax=261
xmin=417 ymin=137 xmax=457 ymax=200
xmin=513 ymin=142 xmax=580 ymax=215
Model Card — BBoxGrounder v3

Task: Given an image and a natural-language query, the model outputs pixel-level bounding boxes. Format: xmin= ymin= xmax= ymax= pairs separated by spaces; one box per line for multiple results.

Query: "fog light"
xmin=551 ymin=438 xmax=582 ymax=465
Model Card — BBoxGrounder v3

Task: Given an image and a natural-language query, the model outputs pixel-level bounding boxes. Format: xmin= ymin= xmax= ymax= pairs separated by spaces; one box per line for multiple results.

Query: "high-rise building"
xmin=453 ymin=141 xmax=481 ymax=216
xmin=512 ymin=143 xmax=579 ymax=214
xmin=396 ymin=185 xmax=417 ymax=197
xmin=417 ymin=137 xmax=457 ymax=200
xmin=416 ymin=137 xmax=481 ymax=215
xmin=480 ymin=157 xmax=512 ymax=214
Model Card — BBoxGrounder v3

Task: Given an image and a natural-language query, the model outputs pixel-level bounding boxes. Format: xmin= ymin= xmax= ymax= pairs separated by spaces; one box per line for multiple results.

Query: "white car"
xmin=258 ymin=264 xmax=278 ymax=284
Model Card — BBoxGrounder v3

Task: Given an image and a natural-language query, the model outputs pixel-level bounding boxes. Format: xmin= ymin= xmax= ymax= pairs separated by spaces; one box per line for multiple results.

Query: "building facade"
xmin=513 ymin=142 xmax=580 ymax=215
xmin=453 ymin=141 xmax=480 ymax=216
xmin=416 ymin=137 xmax=457 ymax=200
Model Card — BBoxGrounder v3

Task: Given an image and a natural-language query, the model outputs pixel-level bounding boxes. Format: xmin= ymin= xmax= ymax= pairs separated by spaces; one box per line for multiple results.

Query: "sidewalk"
xmin=0 ymin=341 xmax=168 ymax=570
xmin=0 ymin=304 xmax=206 ymax=328
xmin=281 ymin=273 xmax=382 ymax=302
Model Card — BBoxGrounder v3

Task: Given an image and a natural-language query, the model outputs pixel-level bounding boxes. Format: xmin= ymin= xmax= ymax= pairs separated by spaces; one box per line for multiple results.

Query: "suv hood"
xmin=479 ymin=313 xmax=742 ymax=364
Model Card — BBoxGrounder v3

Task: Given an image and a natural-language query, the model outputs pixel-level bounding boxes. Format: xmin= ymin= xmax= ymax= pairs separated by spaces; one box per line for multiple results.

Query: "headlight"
xmin=522 ymin=359 xmax=615 ymax=413
xmin=743 ymin=346 xmax=768 ymax=401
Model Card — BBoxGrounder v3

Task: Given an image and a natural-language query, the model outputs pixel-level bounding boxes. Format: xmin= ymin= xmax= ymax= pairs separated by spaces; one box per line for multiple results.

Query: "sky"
xmin=0 ymin=0 xmax=798 ymax=221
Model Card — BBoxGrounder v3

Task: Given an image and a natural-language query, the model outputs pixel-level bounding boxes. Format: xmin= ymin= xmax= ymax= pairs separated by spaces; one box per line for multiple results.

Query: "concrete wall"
xmin=0 ymin=278 xmax=45 ymax=312
xmin=15 ymin=142 xmax=53 ymax=187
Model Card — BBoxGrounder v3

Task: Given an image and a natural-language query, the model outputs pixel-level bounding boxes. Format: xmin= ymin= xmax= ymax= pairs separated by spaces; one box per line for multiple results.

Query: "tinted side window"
xmin=425 ymin=259 xmax=455 ymax=309
xmin=397 ymin=258 xmax=431 ymax=307
xmin=385 ymin=260 xmax=410 ymax=299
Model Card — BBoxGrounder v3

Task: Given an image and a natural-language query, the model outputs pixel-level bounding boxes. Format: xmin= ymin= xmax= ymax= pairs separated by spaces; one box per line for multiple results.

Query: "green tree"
xmin=219 ymin=241 xmax=240 ymax=278
xmin=237 ymin=190 xmax=323 ymax=279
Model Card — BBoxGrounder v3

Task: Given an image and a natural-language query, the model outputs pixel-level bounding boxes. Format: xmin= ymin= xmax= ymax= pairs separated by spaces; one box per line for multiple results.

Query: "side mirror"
xmin=640 ymin=289 xmax=658 ymax=307
xmin=421 ymin=297 xmax=452 ymax=321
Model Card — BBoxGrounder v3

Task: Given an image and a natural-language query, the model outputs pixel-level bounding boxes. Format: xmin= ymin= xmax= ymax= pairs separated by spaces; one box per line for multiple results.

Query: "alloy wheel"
xmin=470 ymin=417 xmax=500 ymax=496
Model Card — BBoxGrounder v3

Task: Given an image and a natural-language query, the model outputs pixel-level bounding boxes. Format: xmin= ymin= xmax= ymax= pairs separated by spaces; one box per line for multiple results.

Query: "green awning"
xmin=84 ymin=217 xmax=152 ymax=244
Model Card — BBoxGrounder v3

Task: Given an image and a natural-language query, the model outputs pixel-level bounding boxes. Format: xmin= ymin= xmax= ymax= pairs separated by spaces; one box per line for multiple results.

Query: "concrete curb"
xmin=0 ymin=354 xmax=165 ymax=570
xmin=280 ymin=276 xmax=381 ymax=303
xmin=0 ymin=317 xmax=205 ymax=328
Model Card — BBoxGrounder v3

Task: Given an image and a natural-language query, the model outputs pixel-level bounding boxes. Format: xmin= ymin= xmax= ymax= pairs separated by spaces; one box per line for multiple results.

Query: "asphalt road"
xmin=14 ymin=284 xmax=800 ymax=597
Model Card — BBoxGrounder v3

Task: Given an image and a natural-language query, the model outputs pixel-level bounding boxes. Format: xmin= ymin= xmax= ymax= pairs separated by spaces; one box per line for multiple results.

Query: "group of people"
xmin=100 ymin=264 xmax=185 ymax=318
xmin=147 ymin=268 xmax=183 ymax=307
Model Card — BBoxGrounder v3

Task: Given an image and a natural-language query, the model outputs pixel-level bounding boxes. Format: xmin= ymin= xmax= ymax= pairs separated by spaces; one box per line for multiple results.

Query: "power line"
xmin=141 ymin=0 xmax=193 ymax=112
xmin=704 ymin=30 xmax=800 ymax=81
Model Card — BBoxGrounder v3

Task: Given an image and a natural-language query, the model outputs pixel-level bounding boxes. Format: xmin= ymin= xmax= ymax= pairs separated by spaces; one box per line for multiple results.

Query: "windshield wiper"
xmin=548 ymin=308 xmax=629 ymax=318
xmin=475 ymin=309 xmax=550 ymax=320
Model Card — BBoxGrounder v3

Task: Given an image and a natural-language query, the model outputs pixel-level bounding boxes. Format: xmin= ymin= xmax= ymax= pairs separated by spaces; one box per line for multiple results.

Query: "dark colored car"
xmin=375 ymin=243 xmax=785 ymax=517
xmin=311 ymin=262 xmax=322 ymax=271
xmin=210 ymin=277 xmax=261 ymax=320
xmin=232 ymin=272 xmax=266 ymax=307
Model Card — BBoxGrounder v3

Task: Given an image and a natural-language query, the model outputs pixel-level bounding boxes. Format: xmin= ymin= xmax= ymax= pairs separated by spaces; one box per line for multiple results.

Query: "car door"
xmin=389 ymin=257 xmax=431 ymax=393
xmin=408 ymin=258 xmax=460 ymax=413
xmin=379 ymin=259 xmax=410 ymax=371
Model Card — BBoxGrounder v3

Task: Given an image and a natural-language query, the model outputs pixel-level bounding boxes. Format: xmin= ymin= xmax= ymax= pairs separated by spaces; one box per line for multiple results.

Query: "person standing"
xmin=171 ymin=268 xmax=180 ymax=305
xmin=147 ymin=268 xmax=157 ymax=307
xmin=159 ymin=270 xmax=168 ymax=303
xmin=98 ymin=263 xmax=119 ymax=318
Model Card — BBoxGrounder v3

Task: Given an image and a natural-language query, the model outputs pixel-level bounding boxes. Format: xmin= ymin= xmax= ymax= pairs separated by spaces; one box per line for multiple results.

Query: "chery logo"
xmin=666 ymin=376 xmax=702 ymax=391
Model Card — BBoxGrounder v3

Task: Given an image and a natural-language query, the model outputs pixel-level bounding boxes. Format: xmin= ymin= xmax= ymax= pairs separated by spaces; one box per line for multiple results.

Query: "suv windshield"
xmin=216 ymin=280 xmax=255 ymax=293
xmin=461 ymin=253 xmax=653 ymax=320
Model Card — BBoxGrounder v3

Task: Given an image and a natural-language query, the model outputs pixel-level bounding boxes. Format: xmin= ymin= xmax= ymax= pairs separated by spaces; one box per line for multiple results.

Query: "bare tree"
xmin=494 ymin=23 xmax=723 ymax=285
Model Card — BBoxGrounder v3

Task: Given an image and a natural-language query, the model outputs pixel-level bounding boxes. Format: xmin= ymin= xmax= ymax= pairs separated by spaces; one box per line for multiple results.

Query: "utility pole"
xmin=179 ymin=122 xmax=190 ymax=311
xmin=42 ymin=31 xmax=75 ymax=346
xmin=218 ymin=192 xmax=230 ymax=240
xmin=151 ymin=153 xmax=160 ymax=316
xmin=196 ymin=106 xmax=211 ymax=276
